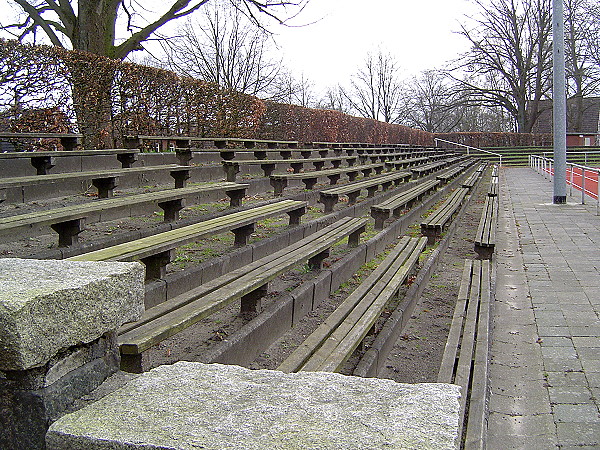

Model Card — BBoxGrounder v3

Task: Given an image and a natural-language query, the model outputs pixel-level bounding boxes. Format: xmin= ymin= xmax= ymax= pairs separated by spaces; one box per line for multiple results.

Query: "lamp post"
xmin=553 ymin=0 xmax=567 ymax=204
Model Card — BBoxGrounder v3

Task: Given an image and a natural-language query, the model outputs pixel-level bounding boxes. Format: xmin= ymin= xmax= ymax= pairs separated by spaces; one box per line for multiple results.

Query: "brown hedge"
xmin=1 ymin=40 xmax=551 ymax=149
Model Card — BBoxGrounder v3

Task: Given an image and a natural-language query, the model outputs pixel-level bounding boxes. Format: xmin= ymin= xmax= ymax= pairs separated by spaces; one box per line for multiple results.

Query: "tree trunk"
xmin=68 ymin=1 xmax=120 ymax=148
xmin=73 ymin=0 xmax=120 ymax=58
xmin=65 ymin=52 xmax=118 ymax=149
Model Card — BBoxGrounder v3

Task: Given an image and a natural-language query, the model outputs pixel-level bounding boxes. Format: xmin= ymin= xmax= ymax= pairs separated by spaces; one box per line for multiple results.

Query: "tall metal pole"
xmin=553 ymin=0 xmax=567 ymax=204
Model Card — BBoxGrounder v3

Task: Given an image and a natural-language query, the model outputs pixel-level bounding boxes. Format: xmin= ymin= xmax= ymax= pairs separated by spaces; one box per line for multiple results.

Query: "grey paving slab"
xmin=487 ymin=168 xmax=600 ymax=449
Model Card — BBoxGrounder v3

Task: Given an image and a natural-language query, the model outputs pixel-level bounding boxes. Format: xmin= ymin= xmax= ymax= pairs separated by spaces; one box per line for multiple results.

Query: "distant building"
xmin=531 ymin=97 xmax=600 ymax=146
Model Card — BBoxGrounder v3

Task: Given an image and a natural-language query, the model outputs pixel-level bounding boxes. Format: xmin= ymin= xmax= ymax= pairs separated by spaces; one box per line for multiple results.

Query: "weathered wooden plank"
xmin=373 ymin=179 xmax=440 ymax=211
xmin=119 ymin=217 xmax=368 ymax=353
xmin=438 ymin=260 xmax=473 ymax=383
xmin=278 ymin=236 xmax=414 ymax=373
xmin=322 ymin=171 xmax=411 ymax=196
xmin=0 ymin=183 xmax=244 ymax=230
xmin=68 ymin=200 xmax=305 ymax=262
xmin=0 ymin=164 xmax=187 ymax=187
xmin=454 ymin=260 xmax=482 ymax=436
xmin=464 ymin=260 xmax=491 ymax=449
xmin=314 ymin=237 xmax=426 ymax=373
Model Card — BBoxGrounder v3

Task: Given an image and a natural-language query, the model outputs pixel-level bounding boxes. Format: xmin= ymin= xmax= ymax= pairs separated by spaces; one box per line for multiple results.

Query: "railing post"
xmin=581 ymin=167 xmax=586 ymax=204
xmin=596 ymin=169 xmax=599 ymax=215
xmin=569 ymin=164 xmax=573 ymax=196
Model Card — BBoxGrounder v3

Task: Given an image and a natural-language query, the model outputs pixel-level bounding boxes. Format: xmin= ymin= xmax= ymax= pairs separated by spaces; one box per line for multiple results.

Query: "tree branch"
xmin=12 ymin=0 xmax=64 ymax=47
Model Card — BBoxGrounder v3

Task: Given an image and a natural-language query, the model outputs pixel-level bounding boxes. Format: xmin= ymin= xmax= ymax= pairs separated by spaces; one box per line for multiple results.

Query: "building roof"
xmin=532 ymin=97 xmax=600 ymax=135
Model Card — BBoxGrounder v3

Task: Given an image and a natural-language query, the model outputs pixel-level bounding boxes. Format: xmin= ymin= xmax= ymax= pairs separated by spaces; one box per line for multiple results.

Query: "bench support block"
xmin=171 ymin=170 xmax=191 ymax=189
xmin=51 ymin=218 xmax=85 ymax=247
xmin=240 ymin=284 xmax=268 ymax=316
xmin=117 ymin=153 xmax=138 ymax=168
xmin=290 ymin=162 xmax=304 ymax=173
xmin=347 ymin=191 xmax=360 ymax=205
xmin=270 ymin=178 xmax=287 ymax=196
xmin=260 ymin=163 xmax=276 ymax=177
xmin=320 ymin=194 xmax=339 ymax=213
xmin=308 ymin=249 xmax=330 ymax=271
xmin=141 ymin=249 xmax=173 ymax=280
xmin=223 ymin=163 xmax=240 ymax=182
xmin=159 ymin=198 xmax=185 ymax=222
xmin=328 ymin=174 xmax=341 ymax=185
xmin=31 ymin=156 xmax=55 ymax=175
xmin=421 ymin=227 xmax=440 ymax=245
xmin=226 ymin=188 xmax=246 ymax=208
xmin=176 ymin=149 xmax=193 ymax=166
xmin=287 ymin=207 xmax=306 ymax=226
xmin=348 ymin=225 xmax=366 ymax=247
xmin=92 ymin=177 xmax=118 ymax=198
xmin=120 ymin=352 xmax=144 ymax=374
xmin=233 ymin=223 xmax=255 ymax=247
xmin=372 ymin=210 xmax=390 ymax=230
xmin=475 ymin=244 xmax=494 ymax=260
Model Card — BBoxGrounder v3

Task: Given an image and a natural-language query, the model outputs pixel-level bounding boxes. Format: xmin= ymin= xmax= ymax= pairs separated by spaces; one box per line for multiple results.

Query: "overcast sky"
xmin=271 ymin=0 xmax=478 ymax=91
xmin=0 ymin=0 xmax=480 ymax=94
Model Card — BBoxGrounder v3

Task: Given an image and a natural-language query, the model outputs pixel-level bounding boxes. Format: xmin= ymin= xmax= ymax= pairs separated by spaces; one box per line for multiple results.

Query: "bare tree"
xmin=342 ymin=50 xmax=403 ymax=123
xmin=160 ymin=3 xmax=281 ymax=97
xmin=399 ymin=70 xmax=464 ymax=133
xmin=2 ymin=0 xmax=310 ymax=60
xmin=1 ymin=0 xmax=309 ymax=146
xmin=315 ymin=85 xmax=351 ymax=114
xmin=564 ymin=0 xmax=600 ymax=130
xmin=452 ymin=0 xmax=553 ymax=133
xmin=267 ymin=70 xmax=314 ymax=107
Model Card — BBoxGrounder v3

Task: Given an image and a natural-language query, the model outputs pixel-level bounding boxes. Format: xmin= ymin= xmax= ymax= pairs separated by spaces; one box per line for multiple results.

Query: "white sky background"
xmin=0 ymin=0 xmax=480 ymax=95
xmin=270 ymin=0 xmax=478 ymax=92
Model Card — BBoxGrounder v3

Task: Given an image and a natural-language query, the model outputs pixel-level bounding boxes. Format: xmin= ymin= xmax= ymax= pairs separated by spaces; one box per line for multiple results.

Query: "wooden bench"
xmin=371 ymin=179 xmax=441 ymax=230
xmin=278 ymin=236 xmax=427 ymax=373
xmin=385 ymin=156 xmax=429 ymax=170
xmin=312 ymin=142 xmax=380 ymax=149
xmin=221 ymin=156 xmax=357 ymax=181
xmin=488 ymin=175 xmax=499 ymax=197
xmin=124 ymin=135 xmax=299 ymax=150
xmin=0 ymin=132 xmax=82 ymax=151
xmin=438 ymin=259 xmax=492 ymax=447
xmin=436 ymin=163 xmax=469 ymax=185
xmin=0 ymin=183 xmax=248 ymax=247
xmin=421 ymin=187 xmax=470 ymax=244
xmin=318 ymin=171 xmax=412 ymax=213
xmin=410 ymin=160 xmax=450 ymax=179
xmin=68 ymin=199 xmax=308 ymax=280
xmin=269 ymin=163 xmax=385 ymax=196
xmin=117 ymin=216 xmax=368 ymax=373
xmin=461 ymin=163 xmax=487 ymax=190
xmin=0 ymin=164 xmax=196 ymax=200
xmin=491 ymin=164 xmax=499 ymax=177
xmin=124 ymin=136 xmax=300 ymax=163
xmin=0 ymin=148 xmax=141 ymax=175
xmin=474 ymin=195 xmax=499 ymax=260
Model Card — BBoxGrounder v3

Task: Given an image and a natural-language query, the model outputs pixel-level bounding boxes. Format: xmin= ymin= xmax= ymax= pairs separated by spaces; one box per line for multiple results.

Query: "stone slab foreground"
xmin=47 ymin=361 xmax=460 ymax=449
xmin=0 ymin=258 xmax=145 ymax=371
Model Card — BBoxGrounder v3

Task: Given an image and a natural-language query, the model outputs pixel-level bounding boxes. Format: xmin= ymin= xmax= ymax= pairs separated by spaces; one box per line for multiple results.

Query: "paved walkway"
xmin=488 ymin=167 xmax=600 ymax=449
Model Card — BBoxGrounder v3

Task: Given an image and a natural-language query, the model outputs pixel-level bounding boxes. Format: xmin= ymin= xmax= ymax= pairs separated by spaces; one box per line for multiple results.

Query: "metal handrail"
xmin=542 ymin=150 xmax=600 ymax=165
xmin=434 ymin=138 xmax=502 ymax=166
xmin=530 ymin=154 xmax=600 ymax=214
